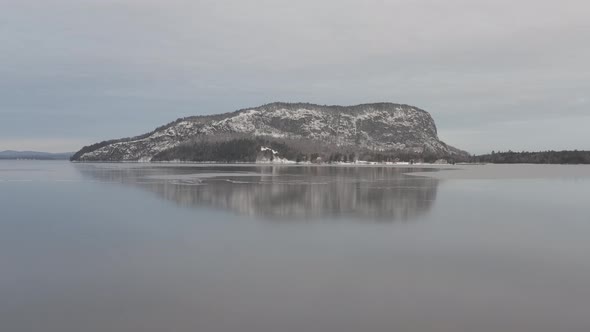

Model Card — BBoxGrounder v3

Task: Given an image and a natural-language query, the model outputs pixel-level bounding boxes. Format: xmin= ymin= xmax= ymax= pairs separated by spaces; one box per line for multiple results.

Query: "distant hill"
xmin=0 ymin=150 xmax=73 ymax=160
xmin=71 ymin=102 xmax=469 ymax=163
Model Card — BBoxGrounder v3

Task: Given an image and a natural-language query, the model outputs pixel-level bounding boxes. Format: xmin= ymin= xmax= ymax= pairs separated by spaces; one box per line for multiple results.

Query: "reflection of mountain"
xmin=76 ymin=165 xmax=439 ymax=222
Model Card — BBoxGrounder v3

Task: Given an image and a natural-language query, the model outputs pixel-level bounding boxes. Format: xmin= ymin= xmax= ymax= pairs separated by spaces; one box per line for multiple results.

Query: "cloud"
xmin=1 ymin=0 xmax=589 ymax=152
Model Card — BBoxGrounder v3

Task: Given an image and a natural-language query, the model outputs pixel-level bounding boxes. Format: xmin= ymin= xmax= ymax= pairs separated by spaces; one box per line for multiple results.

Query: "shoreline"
xmin=68 ymin=160 xmax=464 ymax=169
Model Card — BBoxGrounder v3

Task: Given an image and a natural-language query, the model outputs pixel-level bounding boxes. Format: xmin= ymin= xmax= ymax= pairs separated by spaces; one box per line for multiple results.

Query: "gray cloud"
xmin=1 ymin=0 xmax=589 ymax=152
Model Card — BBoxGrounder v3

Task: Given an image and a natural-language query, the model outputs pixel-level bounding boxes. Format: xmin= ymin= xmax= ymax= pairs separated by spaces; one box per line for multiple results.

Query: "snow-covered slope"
xmin=72 ymin=102 xmax=465 ymax=162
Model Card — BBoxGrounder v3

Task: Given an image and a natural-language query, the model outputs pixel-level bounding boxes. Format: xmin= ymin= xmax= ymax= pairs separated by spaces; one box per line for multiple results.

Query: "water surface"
xmin=1 ymin=161 xmax=590 ymax=332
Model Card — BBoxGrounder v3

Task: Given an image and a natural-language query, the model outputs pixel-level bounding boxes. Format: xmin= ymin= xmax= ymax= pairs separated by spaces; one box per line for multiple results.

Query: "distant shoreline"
xmin=67 ymin=160 xmax=587 ymax=166
xmin=0 ymin=151 xmax=73 ymax=161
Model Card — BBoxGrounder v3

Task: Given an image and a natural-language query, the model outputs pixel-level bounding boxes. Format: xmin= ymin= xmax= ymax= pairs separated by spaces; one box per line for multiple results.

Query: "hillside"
xmin=71 ymin=102 xmax=468 ymax=163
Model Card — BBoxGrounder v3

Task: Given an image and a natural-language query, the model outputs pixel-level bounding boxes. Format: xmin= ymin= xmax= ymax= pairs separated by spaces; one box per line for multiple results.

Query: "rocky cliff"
xmin=72 ymin=102 xmax=467 ymax=162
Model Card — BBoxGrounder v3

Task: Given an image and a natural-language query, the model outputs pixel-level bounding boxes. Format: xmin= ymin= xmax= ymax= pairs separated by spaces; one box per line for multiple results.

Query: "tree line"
xmin=149 ymin=136 xmax=463 ymax=164
xmin=471 ymin=150 xmax=590 ymax=164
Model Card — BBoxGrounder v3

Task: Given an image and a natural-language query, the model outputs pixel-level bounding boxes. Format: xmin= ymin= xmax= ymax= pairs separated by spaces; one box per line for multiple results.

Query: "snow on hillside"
xmin=74 ymin=102 xmax=462 ymax=162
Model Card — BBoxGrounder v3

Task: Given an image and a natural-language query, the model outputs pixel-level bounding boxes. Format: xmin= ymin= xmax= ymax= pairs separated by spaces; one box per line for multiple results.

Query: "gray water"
xmin=1 ymin=161 xmax=590 ymax=332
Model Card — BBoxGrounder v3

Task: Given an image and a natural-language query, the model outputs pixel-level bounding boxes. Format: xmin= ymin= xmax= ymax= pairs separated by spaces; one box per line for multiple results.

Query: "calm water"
xmin=1 ymin=161 xmax=590 ymax=332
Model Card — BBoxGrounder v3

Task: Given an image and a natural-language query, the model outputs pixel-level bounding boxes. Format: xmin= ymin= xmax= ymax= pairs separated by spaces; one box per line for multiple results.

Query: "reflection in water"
xmin=6 ymin=162 xmax=590 ymax=332
xmin=76 ymin=164 xmax=439 ymax=221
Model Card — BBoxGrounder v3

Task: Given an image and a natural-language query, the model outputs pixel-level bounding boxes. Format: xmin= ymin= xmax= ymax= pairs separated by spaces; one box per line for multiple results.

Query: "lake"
xmin=1 ymin=161 xmax=590 ymax=332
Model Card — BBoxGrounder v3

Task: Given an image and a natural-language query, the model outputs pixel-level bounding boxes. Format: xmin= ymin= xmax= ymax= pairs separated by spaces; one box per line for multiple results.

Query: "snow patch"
xmin=260 ymin=146 xmax=278 ymax=154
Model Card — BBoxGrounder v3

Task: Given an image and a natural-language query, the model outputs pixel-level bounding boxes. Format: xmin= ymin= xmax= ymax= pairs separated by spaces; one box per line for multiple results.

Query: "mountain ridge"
xmin=72 ymin=102 xmax=468 ymax=163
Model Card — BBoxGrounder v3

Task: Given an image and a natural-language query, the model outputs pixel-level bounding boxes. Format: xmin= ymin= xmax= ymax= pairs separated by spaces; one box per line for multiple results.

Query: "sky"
xmin=1 ymin=0 xmax=589 ymax=154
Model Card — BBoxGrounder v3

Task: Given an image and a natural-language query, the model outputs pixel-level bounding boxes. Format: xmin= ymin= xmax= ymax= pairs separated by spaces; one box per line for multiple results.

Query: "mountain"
xmin=71 ymin=102 xmax=468 ymax=163
xmin=0 ymin=151 xmax=73 ymax=160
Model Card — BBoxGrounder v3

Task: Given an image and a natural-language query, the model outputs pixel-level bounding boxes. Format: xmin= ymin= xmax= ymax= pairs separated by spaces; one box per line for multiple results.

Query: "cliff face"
xmin=72 ymin=102 xmax=466 ymax=162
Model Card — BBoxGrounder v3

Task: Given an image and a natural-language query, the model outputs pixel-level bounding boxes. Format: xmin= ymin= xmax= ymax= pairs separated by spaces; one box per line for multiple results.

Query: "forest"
xmin=149 ymin=136 xmax=463 ymax=163
xmin=471 ymin=150 xmax=590 ymax=164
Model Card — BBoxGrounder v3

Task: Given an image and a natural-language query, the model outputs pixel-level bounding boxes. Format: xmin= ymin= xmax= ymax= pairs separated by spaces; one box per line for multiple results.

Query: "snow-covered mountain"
xmin=72 ymin=102 xmax=467 ymax=162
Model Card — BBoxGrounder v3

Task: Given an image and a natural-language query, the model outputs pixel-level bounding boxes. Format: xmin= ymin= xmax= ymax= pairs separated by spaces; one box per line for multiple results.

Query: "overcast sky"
xmin=1 ymin=0 xmax=589 ymax=153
